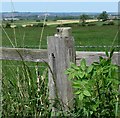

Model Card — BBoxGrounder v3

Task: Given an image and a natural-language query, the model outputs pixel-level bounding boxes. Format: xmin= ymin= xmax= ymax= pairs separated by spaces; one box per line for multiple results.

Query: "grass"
xmin=2 ymin=20 xmax=120 ymax=117
xmin=2 ymin=60 xmax=51 ymax=117
xmin=2 ymin=22 xmax=119 ymax=51
xmin=73 ymin=25 xmax=118 ymax=45
xmin=2 ymin=53 xmax=120 ymax=117
xmin=2 ymin=26 xmax=56 ymax=49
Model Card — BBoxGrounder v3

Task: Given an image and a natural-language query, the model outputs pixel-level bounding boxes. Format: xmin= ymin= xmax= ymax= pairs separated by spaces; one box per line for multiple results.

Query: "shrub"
xmin=102 ymin=21 xmax=115 ymax=26
xmin=57 ymin=24 xmax=64 ymax=27
xmin=108 ymin=21 xmax=115 ymax=25
xmin=79 ymin=22 xmax=86 ymax=26
xmin=62 ymin=23 xmax=71 ymax=27
xmin=88 ymin=23 xmax=96 ymax=26
xmin=5 ymin=23 xmax=11 ymax=28
xmin=102 ymin=23 xmax=108 ymax=26
xmin=65 ymin=49 xmax=119 ymax=117
xmin=62 ymin=23 xmax=74 ymax=27
xmin=37 ymin=23 xmax=47 ymax=27
xmin=36 ymin=20 xmax=41 ymax=22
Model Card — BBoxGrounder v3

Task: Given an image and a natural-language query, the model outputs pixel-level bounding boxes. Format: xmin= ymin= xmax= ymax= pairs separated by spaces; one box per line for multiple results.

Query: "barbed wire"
xmin=2 ymin=45 xmax=120 ymax=49
xmin=2 ymin=65 xmax=47 ymax=68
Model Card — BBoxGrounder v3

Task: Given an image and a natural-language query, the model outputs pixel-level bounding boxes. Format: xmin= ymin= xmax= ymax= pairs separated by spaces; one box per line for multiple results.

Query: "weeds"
xmin=65 ymin=49 xmax=120 ymax=117
xmin=2 ymin=61 xmax=51 ymax=117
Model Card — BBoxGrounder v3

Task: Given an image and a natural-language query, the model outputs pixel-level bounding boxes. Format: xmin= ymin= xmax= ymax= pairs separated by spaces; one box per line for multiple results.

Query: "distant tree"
xmin=79 ymin=14 xmax=89 ymax=26
xmin=10 ymin=19 xmax=14 ymax=23
xmin=53 ymin=15 xmax=58 ymax=21
xmin=98 ymin=11 xmax=108 ymax=21
xmin=5 ymin=23 xmax=11 ymax=28
xmin=45 ymin=19 xmax=48 ymax=22
xmin=36 ymin=19 xmax=40 ymax=22
xmin=80 ymin=14 xmax=89 ymax=23
xmin=37 ymin=23 xmax=44 ymax=27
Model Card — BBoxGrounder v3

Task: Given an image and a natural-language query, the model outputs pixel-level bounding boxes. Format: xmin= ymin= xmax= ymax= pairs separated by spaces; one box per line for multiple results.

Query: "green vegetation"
xmin=65 ymin=49 xmax=120 ymax=117
xmin=79 ymin=14 xmax=90 ymax=26
xmin=2 ymin=49 xmax=120 ymax=117
xmin=2 ymin=60 xmax=51 ymax=117
xmin=2 ymin=20 xmax=119 ymax=51
xmin=98 ymin=11 xmax=108 ymax=21
xmin=2 ymin=26 xmax=56 ymax=49
xmin=2 ymin=19 xmax=120 ymax=117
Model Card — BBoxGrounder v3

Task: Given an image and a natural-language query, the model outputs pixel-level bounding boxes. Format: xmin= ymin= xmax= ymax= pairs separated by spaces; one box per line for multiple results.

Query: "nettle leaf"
xmin=79 ymin=93 xmax=84 ymax=101
xmin=99 ymin=56 xmax=103 ymax=60
xmin=105 ymin=50 xmax=109 ymax=57
xmin=103 ymin=67 xmax=109 ymax=74
xmin=68 ymin=73 xmax=75 ymax=80
xmin=73 ymin=85 xmax=80 ymax=89
xmin=110 ymin=48 xmax=115 ymax=58
xmin=73 ymin=82 xmax=80 ymax=88
xmin=92 ymin=105 xmax=97 ymax=111
xmin=80 ymin=59 xmax=86 ymax=71
xmin=71 ymin=63 xmax=79 ymax=70
xmin=66 ymin=68 xmax=75 ymax=73
xmin=81 ymin=80 xmax=88 ymax=85
xmin=90 ymin=111 xmax=93 ymax=115
xmin=75 ymin=91 xmax=81 ymax=95
xmin=83 ymin=90 xmax=91 ymax=96
xmin=64 ymin=70 xmax=70 ymax=75
xmin=87 ymin=65 xmax=93 ymax=73
xmin=73 ymin=81 xmax=80 ymax=85
xmin=78 ymin=71 xmax=84 ymax=78
xmin=93 ymin=62 xmax=99 ymax=66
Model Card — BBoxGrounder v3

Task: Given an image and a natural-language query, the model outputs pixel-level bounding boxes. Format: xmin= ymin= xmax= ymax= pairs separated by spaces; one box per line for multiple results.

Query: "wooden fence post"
xmin=47 ymin=27 xmax=75 ymax=112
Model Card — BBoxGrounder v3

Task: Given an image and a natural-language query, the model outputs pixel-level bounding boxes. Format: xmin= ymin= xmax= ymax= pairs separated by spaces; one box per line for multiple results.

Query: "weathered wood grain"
xmin=0 ymin=47 xmax=48 ymax=62
xmin=48 ymin=36 xmax=75 ymax=111
xmin=0 ymin=47 xmax=119 ymax=66
xmin=76 ymin=51 xmax=120 ymax=66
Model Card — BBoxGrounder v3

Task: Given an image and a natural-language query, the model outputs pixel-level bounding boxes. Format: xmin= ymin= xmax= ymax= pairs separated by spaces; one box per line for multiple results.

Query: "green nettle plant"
xmin=65 ymin=49 xmax=119 ymax=118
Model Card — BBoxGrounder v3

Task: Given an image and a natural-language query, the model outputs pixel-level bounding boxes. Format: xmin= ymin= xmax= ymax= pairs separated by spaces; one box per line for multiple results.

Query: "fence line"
xmin=2 ymin=65 xmax=46 ymax=68
xmin=1 ymin=27 xmax=120 ymax=111
xmin=0 ymin=47 xmax=48 ymax=62
xmin=75 ymin=45 xmax=120 ymax=48
xmin=0 ymin=47 xmax=120 ymax=66
xmin=2 ymin=45 xmax=120 ymax=49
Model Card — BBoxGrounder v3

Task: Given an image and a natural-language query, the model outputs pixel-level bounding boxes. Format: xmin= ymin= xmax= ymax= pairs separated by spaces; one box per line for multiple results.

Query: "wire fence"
xmin=2 ymin=63 xmax=48 ymax=77
xmin=75 ymin=45 xmax=120 ymax=51
xmin=2 ymin=45 xmax=120 ymax=48
xmin=2 ymin=65 xmax=46 ymax=68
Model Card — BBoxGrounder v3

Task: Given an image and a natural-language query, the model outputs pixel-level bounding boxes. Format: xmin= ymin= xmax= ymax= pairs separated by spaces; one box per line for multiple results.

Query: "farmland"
xmin=1 ymin=19 xmax=120 ymax=117
xmin=2 ymin=20 xmax=119 ymax=51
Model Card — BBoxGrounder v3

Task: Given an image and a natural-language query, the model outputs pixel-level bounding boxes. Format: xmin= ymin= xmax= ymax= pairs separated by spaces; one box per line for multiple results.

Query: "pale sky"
xmin=1 ymin=0 xmax=120 ymax=2
xmin=2 ymin=1 xmax=119 ymax=12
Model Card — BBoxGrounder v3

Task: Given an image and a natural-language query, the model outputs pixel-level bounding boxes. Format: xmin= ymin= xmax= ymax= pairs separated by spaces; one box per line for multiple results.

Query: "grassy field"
xmin=2 ymin=21 xmax=119 ymax=51
xmin=2 ymin=20 xmax=120 ymax=117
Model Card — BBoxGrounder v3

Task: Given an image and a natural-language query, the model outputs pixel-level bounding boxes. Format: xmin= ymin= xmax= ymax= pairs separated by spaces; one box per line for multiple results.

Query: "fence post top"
xmin=57 ymin=27 xmax=71 ymax=30
xmin=55 ymin=27 xmax=72 ymax=38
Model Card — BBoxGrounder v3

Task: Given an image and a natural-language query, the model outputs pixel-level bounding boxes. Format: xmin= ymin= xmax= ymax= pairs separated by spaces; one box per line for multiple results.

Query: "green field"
xmin=2 ymin=20 xmax=120 ymax=117
xmin=2 ymin=20 xmax=119 ymax=51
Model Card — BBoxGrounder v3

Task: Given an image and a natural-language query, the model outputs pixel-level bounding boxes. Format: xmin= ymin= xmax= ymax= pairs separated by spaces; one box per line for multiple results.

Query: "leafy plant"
xmin=65 ymin=49 xmax=119 ymax=117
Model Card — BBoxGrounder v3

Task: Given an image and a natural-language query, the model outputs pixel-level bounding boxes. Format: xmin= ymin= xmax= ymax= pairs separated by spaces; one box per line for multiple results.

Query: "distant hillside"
xmin=1 ymin=12 xmax=118 ymax=20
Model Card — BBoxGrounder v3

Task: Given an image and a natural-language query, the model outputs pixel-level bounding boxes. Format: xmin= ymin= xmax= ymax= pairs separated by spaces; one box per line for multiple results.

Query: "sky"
xmin=2 ymin=0 xmax=120 ymax=2
xmin=2 ymin=2 xmax=118 ymax=12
